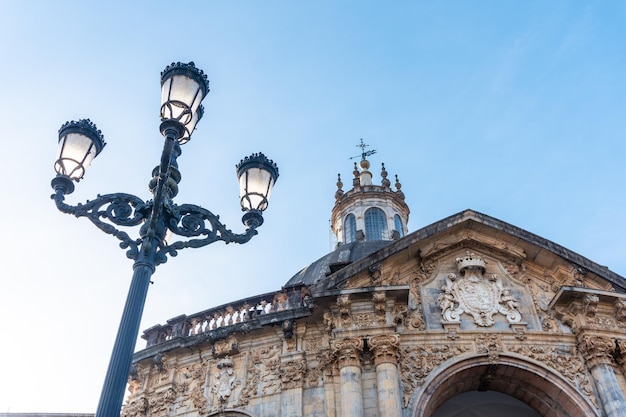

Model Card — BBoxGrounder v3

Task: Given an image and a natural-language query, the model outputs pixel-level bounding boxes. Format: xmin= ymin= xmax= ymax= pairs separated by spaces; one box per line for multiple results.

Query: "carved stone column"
xmin=368 ymin=334 xmax=402 ymax=417
xmin=331 ymin=338 xmax=364 ymax=417
xmin=578 ymin=334 xmax=626 ymax=417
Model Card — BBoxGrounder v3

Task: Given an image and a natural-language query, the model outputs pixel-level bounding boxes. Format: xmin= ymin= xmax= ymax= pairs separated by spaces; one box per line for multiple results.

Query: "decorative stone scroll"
xmin=399 ymin=343 xmax=471 ymax=407
xmin=175 ymin=361 xmax=209 ymax=415
xmin=368 ymin=334 xmax=400 ymax=366
xmin=239 ymin=345 xmax=282 ymax=404
xmin=331 ymin=338 xmax=364 ymax=368
xmin=439 ymin=252 xmax=522 ymax=327
xmin=279 ymin=358 xmax=307 ymax=389
xmin=508 ymin=344 xmax=597 ymax=407
xmin=578 ymin=334 xmax=616 ymax=368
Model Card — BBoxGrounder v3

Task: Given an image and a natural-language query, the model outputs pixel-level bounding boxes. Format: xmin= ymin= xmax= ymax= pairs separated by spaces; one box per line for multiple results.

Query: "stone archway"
xmin=207 ymin=410 xmax=256 ymax=417
xmin=412 ymin=355 xmax=599 ymax=417
xmin=432 ymin=390 xmax=541 ymax=417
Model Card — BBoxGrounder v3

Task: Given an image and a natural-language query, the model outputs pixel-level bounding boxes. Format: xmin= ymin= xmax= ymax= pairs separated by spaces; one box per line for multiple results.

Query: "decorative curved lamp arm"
xmin=159 ymin=203 xmax=259 ymax=262
xmin=51 ymin=185 xmax=148 ymax=259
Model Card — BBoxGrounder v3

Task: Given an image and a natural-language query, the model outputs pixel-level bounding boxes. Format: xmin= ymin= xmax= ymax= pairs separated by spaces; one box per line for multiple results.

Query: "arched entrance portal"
xmin=432 ymin=390 xmax=541 ymax=417
xmin=413 ymin=355 xmax=599 ymax=417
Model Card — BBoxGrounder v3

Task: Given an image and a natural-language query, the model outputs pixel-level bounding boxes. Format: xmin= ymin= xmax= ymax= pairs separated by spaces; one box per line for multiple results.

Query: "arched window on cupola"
xmin=344 ymin=213 xmax=357 ymax=243
xmin=394 ymin=214 xmax=404 ymax=238
xmin=364 ymin=208 xmax=388 ymax=241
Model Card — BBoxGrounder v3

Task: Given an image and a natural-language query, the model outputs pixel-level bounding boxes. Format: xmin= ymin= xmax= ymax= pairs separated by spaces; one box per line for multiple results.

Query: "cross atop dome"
xmin=350 ymin=138 xmax=377 ymax=161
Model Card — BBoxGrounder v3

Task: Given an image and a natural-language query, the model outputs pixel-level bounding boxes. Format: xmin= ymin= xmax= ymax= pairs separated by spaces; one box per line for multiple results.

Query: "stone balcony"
xmin=134 ymin=283 xmax=313 ymax=361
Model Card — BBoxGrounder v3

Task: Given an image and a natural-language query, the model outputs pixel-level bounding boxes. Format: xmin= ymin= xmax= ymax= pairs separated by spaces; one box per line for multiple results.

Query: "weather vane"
xmin=350 ymin=138 xmax=376 ymax=161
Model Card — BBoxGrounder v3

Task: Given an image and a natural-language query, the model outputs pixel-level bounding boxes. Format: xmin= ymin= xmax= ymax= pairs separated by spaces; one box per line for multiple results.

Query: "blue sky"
xmin=1 ymin=1 xmax=625 ymax=412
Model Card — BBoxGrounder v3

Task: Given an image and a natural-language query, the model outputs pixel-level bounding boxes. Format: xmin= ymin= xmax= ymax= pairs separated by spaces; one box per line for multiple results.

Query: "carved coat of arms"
xmin=439 ymin=252 xmax=521 ymax=326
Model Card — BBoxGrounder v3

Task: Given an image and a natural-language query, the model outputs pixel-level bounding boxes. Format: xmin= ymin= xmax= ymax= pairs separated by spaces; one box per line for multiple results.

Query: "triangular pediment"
xmin=311 ymin=209 xmax=624 ymax=295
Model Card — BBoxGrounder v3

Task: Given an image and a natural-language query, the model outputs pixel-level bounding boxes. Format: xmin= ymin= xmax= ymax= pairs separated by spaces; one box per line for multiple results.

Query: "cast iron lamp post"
xmin=50 ymin=62 xmax=279 ymax=417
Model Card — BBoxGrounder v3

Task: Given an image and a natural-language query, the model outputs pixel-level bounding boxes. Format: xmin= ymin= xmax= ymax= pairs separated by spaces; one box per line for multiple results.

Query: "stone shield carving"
xmin=439 ymin=252 xmax=521 ymax=327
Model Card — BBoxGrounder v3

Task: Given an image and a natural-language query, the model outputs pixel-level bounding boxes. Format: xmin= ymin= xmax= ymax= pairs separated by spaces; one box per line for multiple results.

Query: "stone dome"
xmin=284 ymin=240 xmax=392 ymax=287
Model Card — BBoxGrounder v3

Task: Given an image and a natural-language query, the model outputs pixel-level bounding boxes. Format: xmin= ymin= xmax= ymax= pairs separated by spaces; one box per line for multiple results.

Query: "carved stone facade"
xmin=125 ymin=197 xmax=626 ymax=417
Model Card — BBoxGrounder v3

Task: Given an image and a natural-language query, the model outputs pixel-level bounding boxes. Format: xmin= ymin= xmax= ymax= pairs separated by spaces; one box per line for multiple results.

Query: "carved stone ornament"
xmin=211 ymin=357 xmax=239 ymax=405
xmin=373 ymin=291 xmax=387 ymax=323
xmin=279 ymin=359 xmax=307 ymax=389
xmin=331 ymin=338 xmax=364 ymax=368
xmin=400 ymin=343 xmax=472 ymax=407
xmin=240 ymin=345 xmax=282 ymax=404
xmin=175 ymin=361 xmax=209 ymax=415
xmin=368 ymin=334 xmax=399 ymax=366
xmin=439 ymin=252 xmax=521 ymax=327
xmin=213 ymin=335 xmax=239 ymax=357
xmin=578 ymin=334 xmax=616 ymax=368
xmin=508 ymin=344 xmax=598 ymax=408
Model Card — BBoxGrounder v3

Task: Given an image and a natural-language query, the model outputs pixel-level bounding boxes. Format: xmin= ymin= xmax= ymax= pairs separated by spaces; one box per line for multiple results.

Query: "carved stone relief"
xmin=175 ymin=361 xmax=209 ymax=415
xmin=279 ymin=358 xmax=307 ymax=389
xmin=508 ymin=344 xmax=598 ymax=408
xmin=475 ymin=334 xmax=503 ymax=365
xmin=407 ymin=259 xmax=435 ymax=331
xmin=304 ymin=349 xmax=333 ymax=387
xmin=368 ymin=334 xmax=400 ymax=366
xmin=439 ymin=252 xmax=522 ymax=327
xmin=210 ymin=357 xmax=240 ymax=409
xmin=373 ymin=291 xmax=387 ymax=323
xmin=399 ymin=343 xmax=471 ymax=406
xmin=239 ymin=345 xmax=282 ymax=405
xmin=331 ymin=338 xmax=364 ymax=368
xmin=213 ymin=336 xmax=239 ymax=358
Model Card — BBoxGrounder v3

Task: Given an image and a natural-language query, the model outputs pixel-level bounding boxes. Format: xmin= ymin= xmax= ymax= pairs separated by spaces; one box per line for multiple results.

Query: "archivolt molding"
xmin=409 ymin=353 xmax=600 ymax=417
xmin=207 ymin=409 xmax=257 ymax=417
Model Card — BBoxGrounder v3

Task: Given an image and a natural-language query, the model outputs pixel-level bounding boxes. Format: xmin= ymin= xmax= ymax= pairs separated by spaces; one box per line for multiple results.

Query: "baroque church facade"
xmin=121 ymin=150 xmax=626 ymax=417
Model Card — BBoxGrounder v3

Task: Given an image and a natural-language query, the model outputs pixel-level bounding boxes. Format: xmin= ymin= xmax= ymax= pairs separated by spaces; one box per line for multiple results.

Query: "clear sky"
xmin=1 ymin=1 xmax=625 ymax=413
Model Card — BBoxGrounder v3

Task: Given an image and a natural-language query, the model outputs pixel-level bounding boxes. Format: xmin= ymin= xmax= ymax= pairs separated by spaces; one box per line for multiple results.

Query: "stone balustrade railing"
xmin=141 ymin=284 xmax=312 ymax=348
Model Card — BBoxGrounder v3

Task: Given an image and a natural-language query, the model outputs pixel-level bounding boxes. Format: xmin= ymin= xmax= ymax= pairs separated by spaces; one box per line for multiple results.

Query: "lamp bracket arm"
xmin=52 ymin=190 xmax=149 ymax=259
xmin=156 ymin=203 xmax=259 ymax=262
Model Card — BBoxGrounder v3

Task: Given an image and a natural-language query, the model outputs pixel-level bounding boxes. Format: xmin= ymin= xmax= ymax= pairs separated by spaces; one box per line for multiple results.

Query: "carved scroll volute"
xmin=578 ymin=334 xmax=616 ymax=369
xmin=331 ymin=338 xmax=364 ymax=368
xmin=368 ymin=334 xmax=400 ymax=366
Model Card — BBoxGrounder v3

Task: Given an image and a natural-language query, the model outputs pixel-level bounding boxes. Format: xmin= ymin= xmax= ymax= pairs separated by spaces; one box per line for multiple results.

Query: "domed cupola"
xmin=331 ymin=140 xmax=410 ymax=246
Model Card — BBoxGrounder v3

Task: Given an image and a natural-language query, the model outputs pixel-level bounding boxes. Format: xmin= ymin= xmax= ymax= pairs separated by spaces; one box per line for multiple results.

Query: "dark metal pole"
xmin=95 ymin=131 xmax=177 ymax=417
xmin=94 ymin=259 xmax=155 ymax=417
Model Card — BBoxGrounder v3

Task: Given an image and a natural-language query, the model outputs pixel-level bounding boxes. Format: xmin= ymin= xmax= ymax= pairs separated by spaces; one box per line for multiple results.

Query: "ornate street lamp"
xmin=50 ymin=62 xmax=278 ymax=417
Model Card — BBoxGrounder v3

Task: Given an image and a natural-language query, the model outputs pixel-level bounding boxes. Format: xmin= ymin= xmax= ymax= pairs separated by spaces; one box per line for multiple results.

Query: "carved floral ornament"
xmin=439 ymin=251 xmax=522 ymax=327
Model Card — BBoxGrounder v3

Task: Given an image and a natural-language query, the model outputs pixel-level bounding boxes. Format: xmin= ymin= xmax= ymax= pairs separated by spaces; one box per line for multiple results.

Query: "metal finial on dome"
xmin=335 ymin=173 xmax=344 ymax=200
xmin=381 ymin=163 xmax=391 ymax=188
